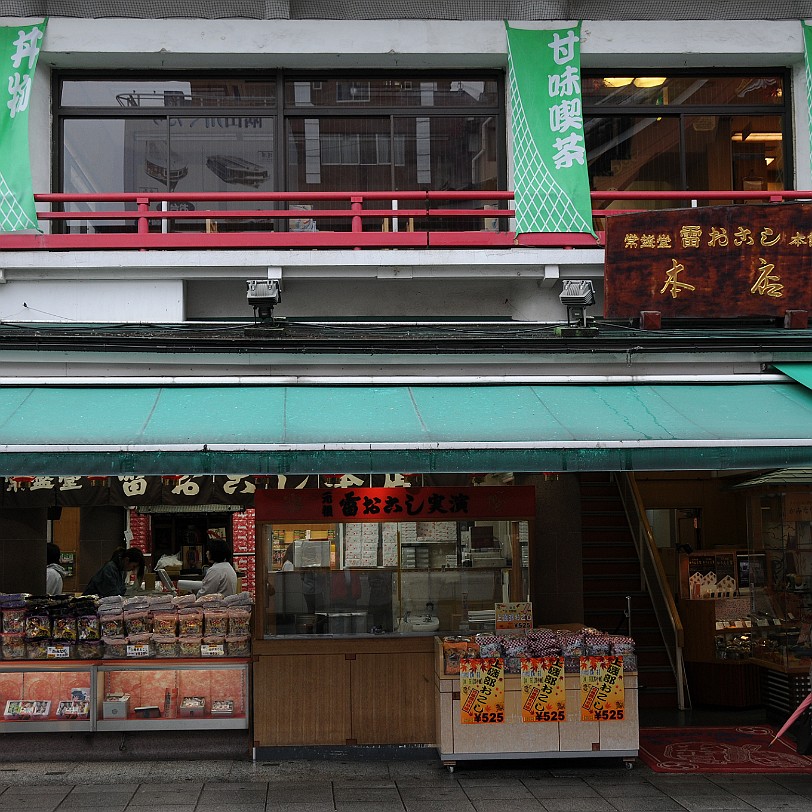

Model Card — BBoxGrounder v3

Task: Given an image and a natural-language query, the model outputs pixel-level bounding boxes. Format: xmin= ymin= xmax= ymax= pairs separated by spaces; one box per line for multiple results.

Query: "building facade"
xmin=3 ymin=5 xmax=812 ymax=751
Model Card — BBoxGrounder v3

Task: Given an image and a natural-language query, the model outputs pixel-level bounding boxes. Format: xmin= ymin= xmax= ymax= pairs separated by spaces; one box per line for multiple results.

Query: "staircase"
xmin=579 ymin=472 xmax=679 ymax=710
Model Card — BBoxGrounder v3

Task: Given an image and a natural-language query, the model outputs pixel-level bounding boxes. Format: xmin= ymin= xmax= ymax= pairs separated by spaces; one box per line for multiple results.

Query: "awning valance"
xmin=3 ymin=382 xmax=812 ymax=475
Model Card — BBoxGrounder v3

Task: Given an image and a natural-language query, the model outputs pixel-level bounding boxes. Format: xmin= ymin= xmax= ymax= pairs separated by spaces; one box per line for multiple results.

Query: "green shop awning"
xmin=3 ymin=382 xmax=812 ymax=475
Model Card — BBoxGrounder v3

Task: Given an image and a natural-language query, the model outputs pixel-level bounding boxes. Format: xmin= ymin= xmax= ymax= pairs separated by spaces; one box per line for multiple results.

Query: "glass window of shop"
xmin=581 ymin=72 xmax=789 ymax=211
xmin=57 ymin=73 xmax=504 ymax=232
xmin=258 ymin=512 xmax=530 ymax=637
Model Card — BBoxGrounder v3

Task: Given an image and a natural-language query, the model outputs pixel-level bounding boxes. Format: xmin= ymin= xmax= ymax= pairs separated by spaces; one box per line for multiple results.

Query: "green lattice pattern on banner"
xmin=0 ymin=170 xmax=37 ymax=232
xmin=508 ymin=55 xmax=592 ymax=234
xmin=806 ymin=25 xmax=812 ymax=181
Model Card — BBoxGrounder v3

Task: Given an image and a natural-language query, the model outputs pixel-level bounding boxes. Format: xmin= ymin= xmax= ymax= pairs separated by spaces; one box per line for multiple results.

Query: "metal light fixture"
xmin=247 ymin=279 xmax=282 ymax=322
xmin=559 ymin=279 xmax=595 ymax=327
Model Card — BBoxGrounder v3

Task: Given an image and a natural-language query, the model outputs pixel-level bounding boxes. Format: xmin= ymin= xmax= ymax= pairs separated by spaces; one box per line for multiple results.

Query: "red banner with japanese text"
xmin=255 ymin=485 xmax=535 ymax=523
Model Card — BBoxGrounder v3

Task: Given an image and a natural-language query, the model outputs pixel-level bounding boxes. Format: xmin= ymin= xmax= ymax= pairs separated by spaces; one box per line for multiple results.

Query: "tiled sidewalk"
xmin=0 ymin=758 xmax=811 ymax=812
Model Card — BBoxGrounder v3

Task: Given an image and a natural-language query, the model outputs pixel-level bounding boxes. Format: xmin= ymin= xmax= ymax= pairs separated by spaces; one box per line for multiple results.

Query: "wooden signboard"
xmin=604 ymin=202 xmax=812 ymax=318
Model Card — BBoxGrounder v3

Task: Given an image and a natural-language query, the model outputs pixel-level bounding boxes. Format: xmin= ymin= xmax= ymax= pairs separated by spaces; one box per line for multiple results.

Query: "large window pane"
xmin=62 ymin=79 xmax=276 ymax=108
xmin=284 ymin=77 xmax=499 ymax=108
xmin=685 ymin=114 xmax=785 ymax=194
xmin=586 ymin=115 xmax=682 ymax=208
xmin=63 ymin=115 xmax=275 ymax=232
xmin=583 ymin=75 xmax=785 ymax=108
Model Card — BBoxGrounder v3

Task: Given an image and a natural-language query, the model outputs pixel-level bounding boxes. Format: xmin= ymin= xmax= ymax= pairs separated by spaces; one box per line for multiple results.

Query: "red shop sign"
xmin=255 ymin=485 xmax=535 ymax=523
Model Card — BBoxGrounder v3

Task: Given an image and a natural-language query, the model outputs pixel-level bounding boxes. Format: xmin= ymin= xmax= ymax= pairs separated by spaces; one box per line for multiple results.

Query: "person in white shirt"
xmin=46 ymin=542 xmax=67 ymax=595
xmin=197 ymin=538 xmax=238 ymax=597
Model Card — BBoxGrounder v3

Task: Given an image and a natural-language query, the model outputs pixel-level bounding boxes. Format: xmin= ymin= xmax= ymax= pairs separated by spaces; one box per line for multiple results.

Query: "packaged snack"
xmin=102 ymin=635 xmax=128 ymax=659
xmin=227 ymin=608 xmax=252 ymax=636
xmin=474 ymin=633 xmax=502 ymax=658
xmin=99 ymin=612 xmax=124 ymax=638
xmin=124 ymin=610 xmax=150 ymax=636
xmin=177 ymin=636 xmax=201 ymax=658
xmin=178 ymin=609 xmax=203 ymax=637
xmin=225 ymin=635 xmax=251 ymax=656
xmin=203 ymin=610 xmax=228 ymax=637
xmin=151 ymin=611 xmax=178 ymax=636
xmin=78 ymin=614 xmax=101 ymax=641
xmin=153 ymin=635 xmax=178 ymax=658
xmin=25 ymin=612 xmax=51 ymax=639
xmin=1 ymin=633 xmax=26 ymax=659
xmin=76 ymin=640 xmax=103 ymax=659
xmin=52 ymin=615 xmax=78 ymax=642
xmin=1 ymin=607 xmax=25 ymax=635
xmin=25 ymin=638 xmax=49 ymax=659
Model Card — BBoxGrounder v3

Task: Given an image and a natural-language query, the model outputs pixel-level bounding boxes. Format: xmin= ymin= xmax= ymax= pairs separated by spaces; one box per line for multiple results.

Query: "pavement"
xmin=1 ymin=755 xmax=812 ymax=812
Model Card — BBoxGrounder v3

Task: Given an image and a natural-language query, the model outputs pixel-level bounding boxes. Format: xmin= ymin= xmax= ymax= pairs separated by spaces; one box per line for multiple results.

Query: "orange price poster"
xmin=520 ymin=656 xmax=566 ymax=723
xmin=579 ymin=655 xmax=625 ymax=722
xmin=459 ymin=657 xmax=505 ymax=724
xmin=495 ymin=601 xmax=533 ymax=631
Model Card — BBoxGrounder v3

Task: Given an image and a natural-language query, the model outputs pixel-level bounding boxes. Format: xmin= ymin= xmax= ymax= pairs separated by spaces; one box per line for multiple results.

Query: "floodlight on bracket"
xmin=559 ymin=279 xmax=595 ymax=327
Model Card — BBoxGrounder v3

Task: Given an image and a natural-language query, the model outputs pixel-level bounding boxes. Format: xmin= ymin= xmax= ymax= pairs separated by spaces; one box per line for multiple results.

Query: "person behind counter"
xmin=46 ymin=542 xmax=67 ymax=596
xmin=197 ymin=538 xmax=238 ymax=597
xmin=83 ymin=546 xmax=145 ymax=598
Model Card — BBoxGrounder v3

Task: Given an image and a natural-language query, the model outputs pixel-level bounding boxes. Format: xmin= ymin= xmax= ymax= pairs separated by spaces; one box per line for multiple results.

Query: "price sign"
xmin=126 ymin=644 xmax=151 ymax=658
xmin=521 ymin=656 xmax=566 ymax=723
xmin=201 ymin=644 xmax=225 ymax=657
xmin=460 ymin=657 xmax=505 ymax=724
xmin=579 ymin=655 xmax=625 ymax=722
xmin=46 ymin=644 xmax=71 ymax=659
xmin=495 ymin=602 xmax=533 ymax=630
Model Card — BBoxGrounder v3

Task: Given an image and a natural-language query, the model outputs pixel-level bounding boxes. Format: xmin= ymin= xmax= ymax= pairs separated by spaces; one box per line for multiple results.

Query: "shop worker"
xmin=46 ymin=542 xmax=67 ymax=595
xmin=197 ymin=538 xmax=238 ymax=597
xmin=84 ymin=546 xmax=145 ymax=597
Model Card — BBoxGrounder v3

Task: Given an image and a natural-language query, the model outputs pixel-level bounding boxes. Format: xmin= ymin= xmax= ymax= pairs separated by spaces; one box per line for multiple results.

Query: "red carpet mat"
xmin=639 ymin=725 xmax=812 ymax=773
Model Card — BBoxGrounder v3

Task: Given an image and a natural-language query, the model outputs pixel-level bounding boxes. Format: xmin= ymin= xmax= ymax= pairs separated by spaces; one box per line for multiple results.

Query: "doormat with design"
xmin=639 ymin=725 xmax=812 ymax=773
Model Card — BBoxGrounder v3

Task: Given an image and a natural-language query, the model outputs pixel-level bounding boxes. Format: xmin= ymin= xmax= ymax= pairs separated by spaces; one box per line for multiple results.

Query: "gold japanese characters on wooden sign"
xmin=604 ymin=202 xmax=812 ymax=318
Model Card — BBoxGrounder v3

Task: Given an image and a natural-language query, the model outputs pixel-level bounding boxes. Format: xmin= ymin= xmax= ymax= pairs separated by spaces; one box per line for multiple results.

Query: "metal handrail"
xmin=0 ymin=188 xmax=809 ymax=251
xmin=613 ymin=471 xmax=689 ymax=711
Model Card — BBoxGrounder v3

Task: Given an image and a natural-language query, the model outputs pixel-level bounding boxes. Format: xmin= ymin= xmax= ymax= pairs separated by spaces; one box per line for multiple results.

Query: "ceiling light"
xmin=604 ymin=78 xmax=634 ymax=88
xmin=731 ymin=132 xmax=783 ymax=142
xmin=633 ymin=77 xmax=667 ymax=88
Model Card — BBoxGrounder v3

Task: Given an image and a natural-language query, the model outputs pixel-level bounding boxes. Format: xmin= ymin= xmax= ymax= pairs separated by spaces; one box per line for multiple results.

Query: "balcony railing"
xmin=0 ymin=189 xmax=806 ymax=251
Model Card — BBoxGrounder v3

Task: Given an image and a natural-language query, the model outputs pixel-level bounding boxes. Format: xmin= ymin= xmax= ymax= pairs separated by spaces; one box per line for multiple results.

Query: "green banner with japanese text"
xmin=0 ymin=19 xmax=46 ymax=232
xmin=506 ymin=22 xmax=596 ymax=237
xmin=804 ymin=21 xmax=812 ymax=180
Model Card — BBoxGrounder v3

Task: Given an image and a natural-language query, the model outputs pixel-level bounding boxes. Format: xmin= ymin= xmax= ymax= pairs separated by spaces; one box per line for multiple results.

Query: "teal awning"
xmin=774 ymin=363 xmax=812 ymax=390
xmin=4 ymin=382 xmax=812 ymax=475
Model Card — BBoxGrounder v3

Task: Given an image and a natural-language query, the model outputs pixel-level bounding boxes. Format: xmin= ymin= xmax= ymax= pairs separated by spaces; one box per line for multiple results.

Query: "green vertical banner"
xmin=506 ymin=22 xmax=595 ymax=237
xmin=804 ymin=21 xmax=812 ymax=181
xmin=0 ymin=19 xmax=47 ymax=233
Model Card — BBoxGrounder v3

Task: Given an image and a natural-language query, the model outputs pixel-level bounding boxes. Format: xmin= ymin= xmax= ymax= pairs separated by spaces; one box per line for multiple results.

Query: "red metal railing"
xmin=0 ymin=189 xmax=807 ymax=251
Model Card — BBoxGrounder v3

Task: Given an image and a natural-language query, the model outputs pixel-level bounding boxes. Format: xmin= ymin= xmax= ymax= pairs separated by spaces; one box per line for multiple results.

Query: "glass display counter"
xmin=0 ymin=659 xmax=249 ymax=733
xmin=260 ymin=518 xmax=529 ymax=638
xmin=0 ymin=661 xmax=94 ymax=732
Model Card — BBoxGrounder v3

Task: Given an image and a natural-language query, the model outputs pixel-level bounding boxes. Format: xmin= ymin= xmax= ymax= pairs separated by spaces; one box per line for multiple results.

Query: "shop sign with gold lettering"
xmin=459 ymin=657 xmax=505 ymax=724
xmin=604 ymin=203 xmax=812 ymax=318
xmin=579 ymin=655 xmax=625 ymax=722
xmin=521 ymin=656 xmax=566 ymax=722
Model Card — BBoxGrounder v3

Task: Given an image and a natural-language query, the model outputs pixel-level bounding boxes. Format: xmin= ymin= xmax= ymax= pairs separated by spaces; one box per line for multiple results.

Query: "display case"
xmin=745 ymin=490 xmax=812 ymax=673
xmin=96 ymin=659 xmax=249 ymax=730
xmin=260 ymin=517 xmax=529 ymax=638
xmin=0 ymin=662 xmax=94 ymax=732
xmin=0 ymin=659 xmax=249 ymax=733
xmin=433 ymin=637 xmax=638 ymax=770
